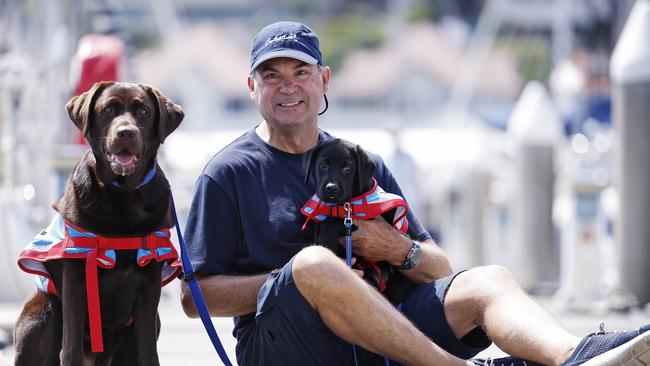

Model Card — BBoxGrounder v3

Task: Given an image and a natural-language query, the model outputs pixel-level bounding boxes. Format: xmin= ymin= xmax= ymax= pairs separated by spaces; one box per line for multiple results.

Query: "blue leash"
xmin=344 ymin=203 xmax=353 ymax=267
xmin=343 ymin=203 xmax=360 ymax=364
xmin=344 ymin=203 xmax=393 ymax=366
xmin=170 ymin=194 xmax=234 ymax=366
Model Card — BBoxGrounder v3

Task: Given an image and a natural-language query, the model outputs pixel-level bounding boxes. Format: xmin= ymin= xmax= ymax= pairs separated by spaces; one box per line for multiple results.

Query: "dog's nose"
xmin=325 ymin=183 xmax=340 ymax=195
xmin=116 ymin=125 xmax=137 ymax=139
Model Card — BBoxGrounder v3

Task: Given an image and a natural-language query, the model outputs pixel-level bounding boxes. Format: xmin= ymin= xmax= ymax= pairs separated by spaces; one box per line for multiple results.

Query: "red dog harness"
xmin=300 ymin=179 xmax=409 ymax=293
xmin=301 ymin=178 xmax=409 ymax=233
xmin=17 ymin=214 xmax=181 ymax=353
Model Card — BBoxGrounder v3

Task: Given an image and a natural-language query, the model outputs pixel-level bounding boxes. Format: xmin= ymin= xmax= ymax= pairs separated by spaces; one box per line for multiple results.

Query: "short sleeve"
xmin=183 ymin=173 xmax=240 ymax=274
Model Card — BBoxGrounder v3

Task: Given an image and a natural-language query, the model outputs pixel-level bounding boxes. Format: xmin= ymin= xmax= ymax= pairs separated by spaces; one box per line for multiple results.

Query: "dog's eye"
xmin=102 ymin=106 xmax=114 ymax=114
xmin=137 ymin=107 xmax=149 ymax=116
xmin=342 ymin=165 xmax=353 ymax=174
xmin=319 ymin=161 xmax=329 ymax=170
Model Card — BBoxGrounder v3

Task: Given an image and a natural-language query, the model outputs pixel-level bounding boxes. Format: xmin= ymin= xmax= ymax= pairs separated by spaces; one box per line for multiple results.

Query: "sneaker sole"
xmin=582 ymin=330 xmax=650 ymax=366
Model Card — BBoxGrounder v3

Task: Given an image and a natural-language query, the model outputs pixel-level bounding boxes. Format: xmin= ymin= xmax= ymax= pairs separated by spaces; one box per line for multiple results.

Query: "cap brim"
xmin=250 ymin=49 xmax=318 ymax=73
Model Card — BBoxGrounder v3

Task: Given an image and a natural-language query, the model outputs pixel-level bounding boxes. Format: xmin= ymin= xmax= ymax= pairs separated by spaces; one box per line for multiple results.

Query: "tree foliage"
xmin=319 ymin=14 xmax=385 ymax=71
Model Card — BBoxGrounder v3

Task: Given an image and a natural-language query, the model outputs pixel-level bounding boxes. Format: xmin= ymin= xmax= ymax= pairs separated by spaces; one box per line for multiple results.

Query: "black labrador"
xmin=303 ymin=138 xmax=416 ymax=304
xmin=14 ymin=81 xmax=183 ymax=365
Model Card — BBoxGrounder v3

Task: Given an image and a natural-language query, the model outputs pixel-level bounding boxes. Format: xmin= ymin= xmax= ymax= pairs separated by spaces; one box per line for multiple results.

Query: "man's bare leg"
xmin=292 ymin=245 xmax=471 ymax=366
xmin=443 ymin=266 xmax=580 ymax=366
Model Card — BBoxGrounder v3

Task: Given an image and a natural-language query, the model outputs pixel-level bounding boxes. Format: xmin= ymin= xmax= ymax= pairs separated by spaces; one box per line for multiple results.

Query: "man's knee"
xmin=291 ymin=246 xmax=351 ymax=309
xmin=292 ymin=245 xmax=344 ymax=287
xmin=456 ymin=265 xmax=518 ymax=296
xmin=470 ymin=264 xmax=516 ymax=284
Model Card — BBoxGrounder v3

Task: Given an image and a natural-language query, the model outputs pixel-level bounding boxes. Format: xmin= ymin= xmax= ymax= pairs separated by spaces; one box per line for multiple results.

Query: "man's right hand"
xmin=349 ymin=257 xmax=364 ymax=279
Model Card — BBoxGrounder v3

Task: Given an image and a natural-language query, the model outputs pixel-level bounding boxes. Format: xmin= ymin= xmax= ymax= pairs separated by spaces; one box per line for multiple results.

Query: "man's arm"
xmin=347 ymin=218 xmax=453 ymax=284
xmin=180 ymin=273 xmax=268 ymax=318
xmin=397 ymin=238 xmax=453 ymax=284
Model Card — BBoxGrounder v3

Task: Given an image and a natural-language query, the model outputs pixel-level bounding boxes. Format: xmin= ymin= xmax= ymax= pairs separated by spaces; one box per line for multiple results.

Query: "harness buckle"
xmin=97 ymin=236 xmax=109 ymax=250
xmin=142 ymin=234 xmax=157 ymax=250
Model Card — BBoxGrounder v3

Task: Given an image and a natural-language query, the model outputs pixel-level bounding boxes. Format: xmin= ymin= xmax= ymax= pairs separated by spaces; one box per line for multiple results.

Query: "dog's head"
xmin=65 ymin=81 xmax=183 ymax=186
xmin=303 ymin=139 xmax=376 ymax=204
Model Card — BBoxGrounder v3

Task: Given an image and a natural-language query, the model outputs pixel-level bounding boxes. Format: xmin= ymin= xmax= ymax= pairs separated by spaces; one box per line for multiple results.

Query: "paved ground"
xmin=1 ymin=290 xmax=648 ymax=365
xmin=0 ymin=290 xmax=239 ymax=366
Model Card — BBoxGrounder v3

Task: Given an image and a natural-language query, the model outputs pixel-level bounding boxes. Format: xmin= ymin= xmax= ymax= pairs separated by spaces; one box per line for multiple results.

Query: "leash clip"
xmin=343 ymin=202 xmax=353 ymax=227
xmin=343 ymin=202 xmax=353 ymax=268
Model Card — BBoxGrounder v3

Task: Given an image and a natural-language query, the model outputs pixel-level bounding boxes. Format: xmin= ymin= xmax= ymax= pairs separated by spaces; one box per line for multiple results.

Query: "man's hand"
xmin=339 ymin=219 xmax=454 ymax=284
xmin=349 ymin=257 xmax=364 ymax=278
xmin=340 ymin=218 xmax=411 ymax=266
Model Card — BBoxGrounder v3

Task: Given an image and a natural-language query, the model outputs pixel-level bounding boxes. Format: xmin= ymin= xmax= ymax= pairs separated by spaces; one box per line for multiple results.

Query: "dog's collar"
xmin=110 ymin=163 xmax=157 ymax=190
xmin=300 ymin=178 xmax=409 ymax=233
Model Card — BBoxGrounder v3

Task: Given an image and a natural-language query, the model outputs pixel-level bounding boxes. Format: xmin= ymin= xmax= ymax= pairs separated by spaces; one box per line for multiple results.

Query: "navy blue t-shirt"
xmin=183 ymin=127 xmax=431 ymax=340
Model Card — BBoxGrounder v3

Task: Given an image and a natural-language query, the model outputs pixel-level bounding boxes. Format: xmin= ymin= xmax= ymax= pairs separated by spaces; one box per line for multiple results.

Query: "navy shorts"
xmin=235 ymin=257 xmax=491 ymax=366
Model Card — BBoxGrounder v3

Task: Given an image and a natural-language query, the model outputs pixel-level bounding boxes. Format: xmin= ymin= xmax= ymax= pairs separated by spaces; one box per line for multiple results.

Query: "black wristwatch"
xmin=400 ymin=241 xmax=422 ymax=270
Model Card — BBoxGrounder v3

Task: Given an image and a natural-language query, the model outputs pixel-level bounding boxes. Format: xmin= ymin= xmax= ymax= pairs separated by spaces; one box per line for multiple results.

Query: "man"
xmin=181 ymin=21 xmax=650 ymax=366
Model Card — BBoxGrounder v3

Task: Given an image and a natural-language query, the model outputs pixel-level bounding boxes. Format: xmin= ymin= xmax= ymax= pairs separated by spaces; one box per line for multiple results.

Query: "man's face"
xmin=248 ymin=57 xmax=330 ymax=129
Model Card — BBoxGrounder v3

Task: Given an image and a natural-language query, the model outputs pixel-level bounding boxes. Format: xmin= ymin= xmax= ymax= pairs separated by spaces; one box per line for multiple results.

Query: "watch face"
xmin=402 ymin=242 xmax=422 ymax=269
xmin=409 ymin=243 xmax=422 ymax=268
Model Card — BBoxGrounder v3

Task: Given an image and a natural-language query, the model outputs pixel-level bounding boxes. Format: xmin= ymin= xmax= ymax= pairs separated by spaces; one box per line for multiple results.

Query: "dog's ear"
xmin=142 ymin=84 xmax=184 ymax=143
xmin=65 ymin=81 xmax=114 ymax=136
xmin=354 ymin=144 xmax=376 ymax=193
xmin=303 ymin=143 xmax=323 ymax=184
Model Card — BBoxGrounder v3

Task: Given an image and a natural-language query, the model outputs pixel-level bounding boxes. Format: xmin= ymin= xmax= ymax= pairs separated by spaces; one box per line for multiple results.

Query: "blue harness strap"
xmin=170 ymin=194 xmax=233 ymax=366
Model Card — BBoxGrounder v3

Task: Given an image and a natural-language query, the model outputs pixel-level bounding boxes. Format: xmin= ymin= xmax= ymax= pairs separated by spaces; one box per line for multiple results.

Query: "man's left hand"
xmin=340 ymin=218 xmax=411 ymax=266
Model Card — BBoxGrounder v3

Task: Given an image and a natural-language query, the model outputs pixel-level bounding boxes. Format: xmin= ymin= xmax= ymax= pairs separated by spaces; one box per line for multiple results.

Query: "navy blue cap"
xmin=250 ymin=21 xmax=323 ymax=73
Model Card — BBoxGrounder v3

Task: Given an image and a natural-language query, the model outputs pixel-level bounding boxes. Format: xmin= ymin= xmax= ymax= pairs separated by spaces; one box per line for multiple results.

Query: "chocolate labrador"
xmin=14 ymin=81 xmax=183 ymax=365
xmin=302 ymin=138 xmax=416 ymax=304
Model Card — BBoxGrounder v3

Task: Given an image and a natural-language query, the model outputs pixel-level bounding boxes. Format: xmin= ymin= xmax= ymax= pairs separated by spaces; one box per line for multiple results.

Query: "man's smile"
xmin=278 ymin=100 xmax=302 ymax=107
